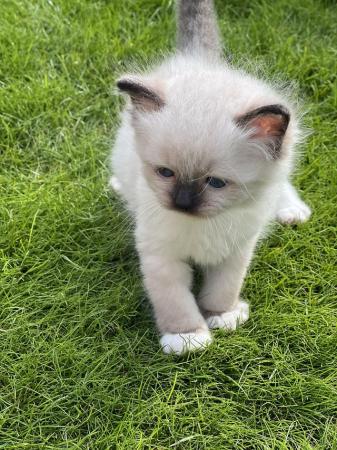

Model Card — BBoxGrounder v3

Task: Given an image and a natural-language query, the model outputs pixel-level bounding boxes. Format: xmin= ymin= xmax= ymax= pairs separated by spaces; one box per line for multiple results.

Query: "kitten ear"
xmin=236 ymin=104 xmax=290 ymax=158
xmin=117 ymin=76 xmax=165 ymax=112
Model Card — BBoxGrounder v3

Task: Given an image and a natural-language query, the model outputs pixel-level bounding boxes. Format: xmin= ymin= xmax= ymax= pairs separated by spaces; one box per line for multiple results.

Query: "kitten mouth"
xmin=175 ymin=208 xmax=199 ymax=216
xmin=166 ymin=202 xmax=200 ymax=216
xmin=167 ymin=203 xmax=209 ymax=218
xmin=174 ymin=205 xmax=222 ymax=219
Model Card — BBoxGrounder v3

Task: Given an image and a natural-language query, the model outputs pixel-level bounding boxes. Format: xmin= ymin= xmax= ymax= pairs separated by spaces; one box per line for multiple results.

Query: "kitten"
xmin=110 ymin=0 xmax=311 ymax=354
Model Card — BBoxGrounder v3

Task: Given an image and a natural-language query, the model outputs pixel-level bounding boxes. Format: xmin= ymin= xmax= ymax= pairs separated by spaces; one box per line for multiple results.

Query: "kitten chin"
xmin=110 ymin=0 xmax=311 ymax=355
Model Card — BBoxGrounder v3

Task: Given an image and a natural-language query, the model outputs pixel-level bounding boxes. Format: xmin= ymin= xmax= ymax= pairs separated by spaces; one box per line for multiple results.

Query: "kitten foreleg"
xmin=140 ymin=253 xmax=211 ymax=354
xmin=198 ymin=239 xmax=257 ymax=330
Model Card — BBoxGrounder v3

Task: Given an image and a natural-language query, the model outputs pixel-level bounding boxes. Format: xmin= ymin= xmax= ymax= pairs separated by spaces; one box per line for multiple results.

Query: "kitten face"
xmin=142 ymin=163 xmax=242 ymax=217
xmin=135 ymin=115 xmax=269 ymax=217
xmin=118 ymin=76 xmax=290 ymax=217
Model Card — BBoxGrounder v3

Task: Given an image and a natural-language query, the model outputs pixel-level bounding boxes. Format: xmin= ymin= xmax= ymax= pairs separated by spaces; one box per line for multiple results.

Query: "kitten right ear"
xmin=117 ymin=76 xmax=165 ymax=112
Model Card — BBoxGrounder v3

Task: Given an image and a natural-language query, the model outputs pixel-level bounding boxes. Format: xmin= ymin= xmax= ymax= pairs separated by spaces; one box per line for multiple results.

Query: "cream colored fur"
xmin=110 ymin=0 xmax=311 ymax=354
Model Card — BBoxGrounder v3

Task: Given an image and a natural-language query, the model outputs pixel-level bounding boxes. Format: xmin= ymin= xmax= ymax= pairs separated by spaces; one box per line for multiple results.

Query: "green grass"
xmin=1 ymin=0 xmax=336 ymax=448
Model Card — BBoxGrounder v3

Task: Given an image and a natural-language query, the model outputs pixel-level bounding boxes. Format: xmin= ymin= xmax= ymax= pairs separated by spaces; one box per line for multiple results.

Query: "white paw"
xmin=276 ymin=201 xmax=311 ymax=224
xmin=206 ymin=300 xmax=249 ymax=331
xmin=109 ymin=176 xmax=122 ymax=193
xmin=160 ymin=329 xmax=212 ymax=355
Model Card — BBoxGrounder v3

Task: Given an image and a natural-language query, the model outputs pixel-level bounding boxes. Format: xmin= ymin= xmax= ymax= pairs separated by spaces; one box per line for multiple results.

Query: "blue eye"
xmin=158 ymin=167 xmax=174 ymax=178
xmin=207 ymin=177 xmax=227 ymax=188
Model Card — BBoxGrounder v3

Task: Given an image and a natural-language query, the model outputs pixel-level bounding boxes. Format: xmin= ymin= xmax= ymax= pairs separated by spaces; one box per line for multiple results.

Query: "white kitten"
xmin=110 ymin=0 xmax=311 ymax=354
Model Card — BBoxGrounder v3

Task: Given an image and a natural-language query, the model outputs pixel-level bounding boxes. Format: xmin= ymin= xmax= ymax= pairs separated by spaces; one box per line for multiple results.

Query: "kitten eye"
xmin=158 ymin=167 xmax=175 ymax=178
xmin=206 ymin=177 xmax=227 ymax=188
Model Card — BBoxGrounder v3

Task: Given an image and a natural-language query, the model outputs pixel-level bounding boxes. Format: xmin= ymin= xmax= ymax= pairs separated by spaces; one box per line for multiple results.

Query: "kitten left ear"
xmin=117 ymin=76 xmax=165 ymax=112
xmin=236 ymin=104 xmax=290 ymax=158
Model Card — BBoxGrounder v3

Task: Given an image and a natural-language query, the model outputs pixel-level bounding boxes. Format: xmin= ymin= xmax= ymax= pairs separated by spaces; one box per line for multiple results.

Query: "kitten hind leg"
xmin=109 ymin=176 xmax=122 ymax=193
xmin=276 ymin=182 xmax=311 ymax=224
xmin=140 ymin=253 xmax=211 ymax=355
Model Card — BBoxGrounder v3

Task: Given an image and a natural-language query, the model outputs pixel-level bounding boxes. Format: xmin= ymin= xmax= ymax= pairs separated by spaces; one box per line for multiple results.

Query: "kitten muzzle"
xmin=172 ymin=182 xmax=200 ymax=213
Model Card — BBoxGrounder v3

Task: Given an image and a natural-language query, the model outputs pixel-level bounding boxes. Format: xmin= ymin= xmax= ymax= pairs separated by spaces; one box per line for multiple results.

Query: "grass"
xmin=0 ymin=0 xmax=336 ymax=448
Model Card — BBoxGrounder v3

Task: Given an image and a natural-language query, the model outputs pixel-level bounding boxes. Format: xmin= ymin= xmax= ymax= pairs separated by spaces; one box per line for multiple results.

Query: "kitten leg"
xmin=198 ymin=240 xmax=256 ymax=331
xmin=140 ymin=253 xmax=212 ymax=355
xmin=276 ymin=182 xmax=311 ymax=224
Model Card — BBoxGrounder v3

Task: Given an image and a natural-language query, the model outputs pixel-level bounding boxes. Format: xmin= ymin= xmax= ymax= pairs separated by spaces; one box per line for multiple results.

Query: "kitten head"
xmin=117 ymin=73 xmax=293 ymax=217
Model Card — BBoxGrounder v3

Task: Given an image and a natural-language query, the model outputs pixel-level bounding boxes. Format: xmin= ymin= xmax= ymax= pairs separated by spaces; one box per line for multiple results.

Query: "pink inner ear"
xmin=248 ymin=114 xmax=286 ymax=139
xmin=236 ymin=104 xmax=290 ymax=158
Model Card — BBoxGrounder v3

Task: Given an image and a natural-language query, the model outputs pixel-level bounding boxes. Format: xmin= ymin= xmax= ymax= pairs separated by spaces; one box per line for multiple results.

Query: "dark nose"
xmin=173 ymin=184 xmax=198 ymax=212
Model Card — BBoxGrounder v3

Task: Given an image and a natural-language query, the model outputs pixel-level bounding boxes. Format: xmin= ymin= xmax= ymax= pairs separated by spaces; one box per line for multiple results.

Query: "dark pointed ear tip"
xmin=263 ymin=104 xmax=291 ymax=123
xmin=237 ymin=104 xmax=291 ymax=128
xmin=116 ymin=77 xmax=136 ymax=91
xmin=115 ymin=76 xmax=165 ymax=111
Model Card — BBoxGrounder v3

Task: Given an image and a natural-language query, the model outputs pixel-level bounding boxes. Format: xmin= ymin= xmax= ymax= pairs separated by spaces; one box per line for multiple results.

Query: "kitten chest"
xmin=136 ymin=211 xmax=255 ymax=266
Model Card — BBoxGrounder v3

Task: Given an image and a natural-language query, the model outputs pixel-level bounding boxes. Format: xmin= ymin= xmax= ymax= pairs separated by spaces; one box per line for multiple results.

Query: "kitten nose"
xmin=173 ymin=185 xmax=197 ymax=211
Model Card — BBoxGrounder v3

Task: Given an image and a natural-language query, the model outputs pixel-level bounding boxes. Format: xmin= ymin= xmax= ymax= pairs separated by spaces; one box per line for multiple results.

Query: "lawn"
xmin=1 ymin=0 xmax=336 ymax=448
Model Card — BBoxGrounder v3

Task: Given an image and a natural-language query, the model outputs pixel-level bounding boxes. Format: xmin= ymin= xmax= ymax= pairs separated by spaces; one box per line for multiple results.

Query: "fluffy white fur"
xmin=160 ymin=329 xmax=212 ymax=355
xmin=206 ymin=300 xmax=249 ymax=330
xmin=110 ymin=1 xmax=311 ymax=355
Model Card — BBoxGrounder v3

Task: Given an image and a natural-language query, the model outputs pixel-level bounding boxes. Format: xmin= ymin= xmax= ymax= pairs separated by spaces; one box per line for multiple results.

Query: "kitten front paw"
xmin=206 ymin=300 xmax=249 ymax=331
xmin=276 ymin=201 xmax=311 ymax=224
xmin=160 ymin=329 xmax=212 ymax=355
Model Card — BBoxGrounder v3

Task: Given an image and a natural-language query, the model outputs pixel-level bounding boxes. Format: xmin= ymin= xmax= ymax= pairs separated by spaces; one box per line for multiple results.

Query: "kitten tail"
xmin=177 ymin=0 xmax=222 ymax=61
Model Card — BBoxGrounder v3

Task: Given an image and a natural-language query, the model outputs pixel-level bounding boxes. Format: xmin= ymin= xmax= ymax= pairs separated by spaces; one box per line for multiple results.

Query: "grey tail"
xmin=177 ymin=0 xmax=222 ymax=60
